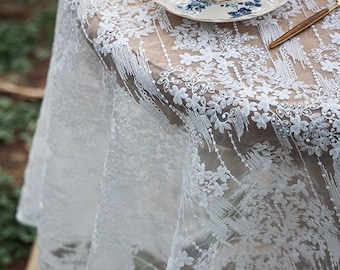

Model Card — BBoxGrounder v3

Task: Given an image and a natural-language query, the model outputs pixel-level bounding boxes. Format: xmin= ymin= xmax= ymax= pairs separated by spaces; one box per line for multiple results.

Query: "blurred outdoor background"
xmin=0 ymin=0 xmax=57 ymax=269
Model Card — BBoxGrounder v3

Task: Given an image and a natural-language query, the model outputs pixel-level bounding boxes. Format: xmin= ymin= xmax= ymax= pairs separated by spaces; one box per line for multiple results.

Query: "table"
xmin=17 ymin=0 xmax=340 ymax=269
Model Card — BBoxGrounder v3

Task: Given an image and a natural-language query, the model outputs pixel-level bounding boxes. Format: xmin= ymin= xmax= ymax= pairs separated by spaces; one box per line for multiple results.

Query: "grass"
xmin=0 ymin=1 xmax=57 ymax=269
xmin=0 ymin=2 xmax=56 ymax=76
xmin=0 ymin=97 xmax=41 ymax=269
xmin=0 ymin=169 xmax=36 ymax=270
xmin=0 ymin=97 xmax=40 ymax=148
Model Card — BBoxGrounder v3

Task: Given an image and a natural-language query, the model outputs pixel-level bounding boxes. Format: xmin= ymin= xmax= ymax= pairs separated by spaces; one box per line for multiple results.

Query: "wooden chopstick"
xmin=269 ymin=5 xmax=337 ymax=49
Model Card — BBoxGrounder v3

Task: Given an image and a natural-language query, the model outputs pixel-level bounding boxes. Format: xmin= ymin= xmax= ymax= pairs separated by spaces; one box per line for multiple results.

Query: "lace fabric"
xmin=18 ymin=0 xmax=340 ymax=269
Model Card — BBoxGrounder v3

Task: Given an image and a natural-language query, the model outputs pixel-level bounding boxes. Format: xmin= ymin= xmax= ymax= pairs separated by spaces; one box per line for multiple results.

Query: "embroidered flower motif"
xmin=255 ymin=81 xmax=274 ymax=95
xmin=296 ymin=116 xmax=331 ymax=156
xmin=321 ymin=98 xmax=340 ymax=117
xmin=290 ymin=115 xmax=309 ymax=136
xmin=197 ymin=30 xmax=217 ymax=43
xmin=238 ymin=98 xmax=257 ymax=116
xmin=222 ymin=47 xmax=241 ymax=59
xmin=179 ymin=52 xmax=200 ymax=65
xmin=175 ymin=251 xmax=194 ymax=267
xmin=185 ymin=93 xmax=204 ymax=112
xmin=330 ymin=32 xmax=340 ymax=45
xmin=251 ymin=111 xmax=271 ymax=129
xmin=239 ymin=85 xmax=257 ymax=98
xmin=333 ymin=119 xmax=340 ymax=132
xmin=169 ymin=85 xmax=189 ymax=105
xmin=216 ymin=58 xmax=235 ymax=71
xmin=199 ymin=47 xmax=216 ymax=62
xmin=330 ymin=141 xmax=340 ymax=158
xmin=273 ymin=89 xmax=291 ymax=100
xmin=321 ymin=59 xmax=340 ymax=72
xmin=256 ymin=93 xmax=277 ymax=112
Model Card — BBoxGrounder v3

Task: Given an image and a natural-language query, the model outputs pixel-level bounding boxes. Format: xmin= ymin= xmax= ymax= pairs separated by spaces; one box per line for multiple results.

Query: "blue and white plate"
xmin=155 ymin=0 xmax=288 ymax=22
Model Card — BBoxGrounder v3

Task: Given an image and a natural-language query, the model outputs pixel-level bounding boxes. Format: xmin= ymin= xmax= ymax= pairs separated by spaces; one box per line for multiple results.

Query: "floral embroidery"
xmin=72 ymin=0 xmax=340 ymax=268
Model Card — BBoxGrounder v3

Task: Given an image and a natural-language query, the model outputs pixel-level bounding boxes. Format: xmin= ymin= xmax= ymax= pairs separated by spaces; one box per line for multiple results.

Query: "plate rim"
xmin=155 ymin=0 xmax=288 ymax=23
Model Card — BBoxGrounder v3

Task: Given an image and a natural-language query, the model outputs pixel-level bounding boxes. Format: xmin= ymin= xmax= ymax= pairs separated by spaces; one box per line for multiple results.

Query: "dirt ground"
xmin=5 ymin=259 xmax=27 ymax=270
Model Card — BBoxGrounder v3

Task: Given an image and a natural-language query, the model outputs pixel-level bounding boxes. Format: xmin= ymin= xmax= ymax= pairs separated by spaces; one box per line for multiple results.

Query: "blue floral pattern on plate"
xmin=177 ymin=0 xmax=212 ymax=13
xmin=222 ymin=0 xmax=261 ymax=18
xmin=177 ymin=0 xmax=262 ymax=18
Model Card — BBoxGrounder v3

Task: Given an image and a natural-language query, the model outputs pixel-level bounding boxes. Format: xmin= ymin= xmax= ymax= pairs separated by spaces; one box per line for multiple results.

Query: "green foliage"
xmin=0 ymin=3 xmax=57 ymax=75
xmin=0 ymin=2 xmax=53 ymax=269
xmin=0 ymin=96 xmax=40 ymax=268
xmin=0 ymin=168 xmax=36 ymax=269
xmin=0 ymin=97 xmax=40 ymax=146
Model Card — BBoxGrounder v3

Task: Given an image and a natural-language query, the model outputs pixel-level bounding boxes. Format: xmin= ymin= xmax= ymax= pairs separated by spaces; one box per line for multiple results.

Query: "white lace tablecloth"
xmin=17 ymin=0 xmax=340 ymax=269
